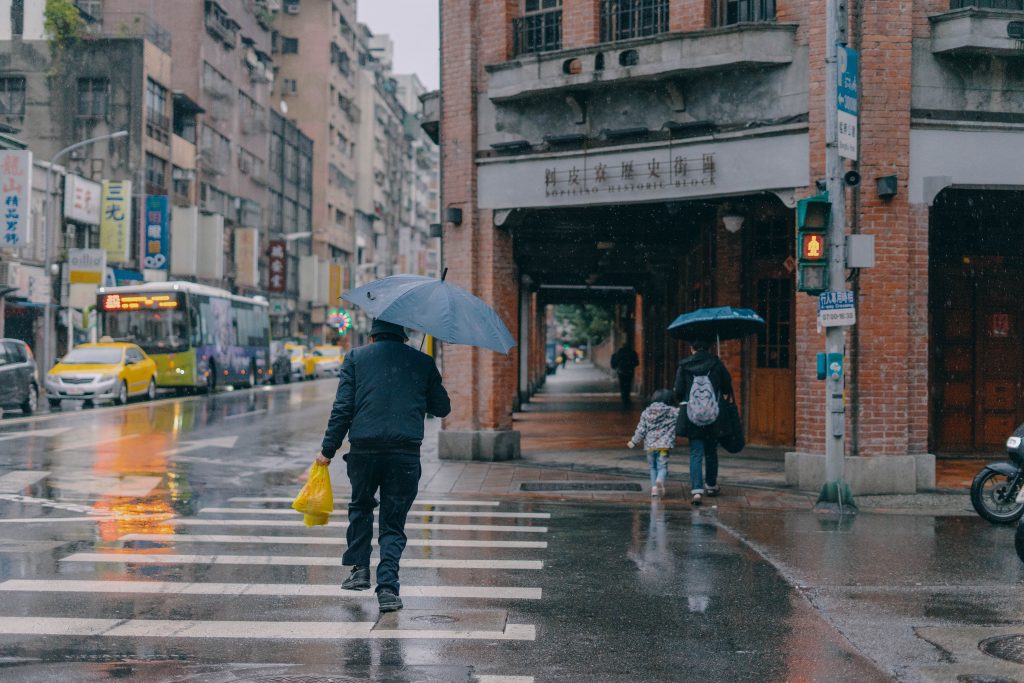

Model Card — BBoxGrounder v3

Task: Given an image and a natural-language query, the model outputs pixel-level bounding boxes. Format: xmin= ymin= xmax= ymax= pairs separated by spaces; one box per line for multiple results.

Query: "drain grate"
xmin=979 ymin=634 xmax=1024 ymax=665
xmin=956 ymin=675 xmax=1019 ymax=683
xmin=520 ymin=482 xmax=642 ymax=492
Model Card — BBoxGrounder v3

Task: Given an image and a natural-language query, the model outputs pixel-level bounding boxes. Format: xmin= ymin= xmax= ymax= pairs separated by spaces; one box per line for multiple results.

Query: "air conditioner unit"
xmin=284 ymin=2 xmax=299 ymax=14
xmin=0 ymin=261 xmax=20 ymax=289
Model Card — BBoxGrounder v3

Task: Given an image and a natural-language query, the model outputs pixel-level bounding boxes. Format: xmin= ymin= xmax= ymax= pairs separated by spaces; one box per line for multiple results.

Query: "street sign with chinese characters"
xmin=0 ymin=150 xmax=32 ymax=247
xmin=268 ymin=239 xmax=287 ymax=293
xmin=100 ymin=180 xmax=131 ymax=264
xmin=543 ymin=152 xmax=716 ymax=200
xmin=64 ymin=175 xmax=101 ymax=225
xmin=818 ymin=290 xmax=857 ymax=327
xmin=143 ymin=195 xmax=169 ymax=270
xmin=838 ymin=46 xmax=859 ymax=161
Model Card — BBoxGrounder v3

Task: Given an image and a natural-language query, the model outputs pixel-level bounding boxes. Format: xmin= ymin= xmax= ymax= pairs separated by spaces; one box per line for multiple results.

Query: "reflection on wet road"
xmin=0 ymin=381 xmax=888 ymax=681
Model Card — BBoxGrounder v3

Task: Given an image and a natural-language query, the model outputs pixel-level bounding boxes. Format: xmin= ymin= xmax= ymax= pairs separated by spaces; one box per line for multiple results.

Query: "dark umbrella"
xmin=667 ymin=306 xmax=765 ymax=352
xmin=341 ymin=272 xmax=516 ymax=355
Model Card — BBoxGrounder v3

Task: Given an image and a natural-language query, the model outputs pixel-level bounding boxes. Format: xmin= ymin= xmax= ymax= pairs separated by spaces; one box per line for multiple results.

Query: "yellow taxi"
xmin=284 ymin=343 xmax=307 ymax=382
xmin=304 ymin=345 xmax=344 ymax=380
xmin=45 ymin=342 xmax=158 ymax=409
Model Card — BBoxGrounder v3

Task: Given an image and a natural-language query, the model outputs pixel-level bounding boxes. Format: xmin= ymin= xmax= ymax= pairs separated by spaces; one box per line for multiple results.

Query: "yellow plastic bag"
xmin=292 ymin=462 xmax=334 ymax=527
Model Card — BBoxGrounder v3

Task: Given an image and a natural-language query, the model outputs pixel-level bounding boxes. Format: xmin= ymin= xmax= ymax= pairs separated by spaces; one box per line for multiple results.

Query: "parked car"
xmin=268 ymin=341 xmax=293 ymax=385
xmin=284 ymin=343 xmax=307 ymax=381
xmin=45 ymin=342 xmax=158 ymax=409
xmin=305 ymin=345 xmax=343 ymax=379
xmin=0 ymin=338 xmax=38 ymax=415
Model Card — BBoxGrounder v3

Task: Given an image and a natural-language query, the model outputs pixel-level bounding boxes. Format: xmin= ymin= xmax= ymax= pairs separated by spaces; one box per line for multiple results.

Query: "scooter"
xmin=971 ymin=422 xmax=1024 ymax=524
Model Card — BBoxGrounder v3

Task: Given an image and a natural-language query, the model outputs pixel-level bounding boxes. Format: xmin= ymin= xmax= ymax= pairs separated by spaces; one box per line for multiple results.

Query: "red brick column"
xmin=563 ymin=0 xmax=601 ymax=48
xmin=670 ymin=0 xmax=708 ymax=32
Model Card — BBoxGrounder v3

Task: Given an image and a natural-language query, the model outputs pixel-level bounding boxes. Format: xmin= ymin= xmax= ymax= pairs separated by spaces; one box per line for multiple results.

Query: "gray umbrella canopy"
xmin=341 ymin=275 xmax=516 ymax=354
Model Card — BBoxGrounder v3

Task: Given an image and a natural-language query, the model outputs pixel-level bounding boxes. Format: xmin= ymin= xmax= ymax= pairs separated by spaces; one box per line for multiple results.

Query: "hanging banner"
xmin=100 ymin=180 xmax=132 ymax=264
xmin=0 ymin=150 xmax=32 ymax=247
xmin=268 ymin=239 xmax=287 ymax=293
xmin=143 ymin=195 xmax=169 ymax=270
xmin=64 ymin=174 xmax=101 ymax=225
xmin=234 ymin=227 xmax=259 ymax=287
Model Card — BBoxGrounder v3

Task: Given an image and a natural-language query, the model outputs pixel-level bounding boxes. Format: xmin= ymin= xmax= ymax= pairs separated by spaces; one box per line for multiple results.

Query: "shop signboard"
xmin=143 ymin=195 xmax=169 ymax=270
xmin=64 ymin=175 xmax=101 ymax=225
xmin=100 ymin=180 xmax=131 ymax=264
xmin=0 ymin=150 xmax=32 ymax=247
xmin=268 ymin=239 xmax=287 ymax=293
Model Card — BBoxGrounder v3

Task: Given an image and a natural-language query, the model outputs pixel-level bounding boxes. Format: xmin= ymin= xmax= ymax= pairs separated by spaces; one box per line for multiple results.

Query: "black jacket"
xmin=674 ymin=350 xmax=734 ymax=438
xmin=320 ymin=339 xmax=451 ymax=459
xmin=611 ymin=347 xmax=639 ymax=375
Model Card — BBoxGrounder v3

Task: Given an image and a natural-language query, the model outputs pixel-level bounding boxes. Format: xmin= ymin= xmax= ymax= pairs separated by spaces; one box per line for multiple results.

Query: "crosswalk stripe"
xmin=478 ymin=677 xmax=535 ymax=683
xmin=62 ymin=552 xmax=545 ymax=570
xmin=0 ymin=580 xmax=542 ymax=600
xmin=0 ymin=470 xmax=49 ymax=493
xmin=0 ymin=616 xmax=536 ymax=641
xmin=200 ymin=507 xmax=551 ymax=520
xmin=165 ymin=518 xmax=548 ymax=533
xmin=228 ymin=497 xmax=502 ymax=507
xmin=0 ymin=515 xmax=170 ymax=524
xmin=119 ymin=533 xmax=548 ymax=549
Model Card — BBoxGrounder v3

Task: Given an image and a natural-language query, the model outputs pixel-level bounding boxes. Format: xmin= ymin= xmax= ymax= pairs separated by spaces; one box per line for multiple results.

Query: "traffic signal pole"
xmin=818 ymin=0 xmax=855 ymax=512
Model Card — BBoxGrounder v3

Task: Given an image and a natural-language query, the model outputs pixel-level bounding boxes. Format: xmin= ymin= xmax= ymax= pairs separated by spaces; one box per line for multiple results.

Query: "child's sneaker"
xmin=651 ymin=486 xmax=660 ymax=497
xmin=691 ymin=492 xmax=702 ymax=506
xmin=657 ymin=481 xmax=666 ymax=496
xmin=705 ymin=485 xmax=720 ymax=497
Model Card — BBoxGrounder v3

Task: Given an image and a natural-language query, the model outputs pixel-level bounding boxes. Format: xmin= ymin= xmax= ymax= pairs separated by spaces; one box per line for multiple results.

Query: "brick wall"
xmin=563 ymin=0 xmax=601 ymax=48
xmin=670 ymin=0 xmax=708 ymax=32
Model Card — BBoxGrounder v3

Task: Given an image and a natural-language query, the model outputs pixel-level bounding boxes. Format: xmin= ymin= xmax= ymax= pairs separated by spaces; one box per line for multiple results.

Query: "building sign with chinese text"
xmin=544 ymin=152 xmax=716 ymax=200
xmin=143 ymin=195 xmax=169 ymax=270
xmin=234 ymin=227 xmax=259 ymax=288
xmin=838 ymin=47 xmax=859 ymax=161
xmin=100 ymin=180 xmax=132 ymax=264
xmin=64 ymin=175 xmax=101 ymax=225
xmin=268 ymin=239 xmax=287 ymax=293
xmin=0 ymin=150 xmax=32 ymax=247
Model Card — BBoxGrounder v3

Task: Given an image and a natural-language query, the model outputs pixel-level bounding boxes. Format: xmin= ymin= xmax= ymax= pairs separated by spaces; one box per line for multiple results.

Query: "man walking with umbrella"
xmin=315 ymin=318 xmax=451 ymax=613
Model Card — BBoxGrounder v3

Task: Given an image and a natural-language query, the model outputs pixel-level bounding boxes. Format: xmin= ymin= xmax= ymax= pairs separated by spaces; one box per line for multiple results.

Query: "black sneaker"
xmin=705 ymin=485 xmax=720 ymax=498
xmin=341 ymin=566 xmax=371 ymax=591
xmin=377 ymin=588 xmax=403 ymax=613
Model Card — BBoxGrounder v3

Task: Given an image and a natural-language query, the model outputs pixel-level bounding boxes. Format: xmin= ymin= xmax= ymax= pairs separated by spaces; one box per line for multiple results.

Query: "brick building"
xmin=436 ymin=0 xmax=1024 ymax=492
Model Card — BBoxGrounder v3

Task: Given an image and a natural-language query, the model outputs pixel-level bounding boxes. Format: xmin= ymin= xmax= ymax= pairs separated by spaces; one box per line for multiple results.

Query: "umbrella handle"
xmin=441 ymin=267 xmax=448 ymax=282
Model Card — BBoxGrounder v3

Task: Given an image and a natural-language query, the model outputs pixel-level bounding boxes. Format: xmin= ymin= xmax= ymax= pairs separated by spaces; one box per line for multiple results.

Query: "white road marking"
xmin=99 ymin=476 xmax=163 ymax=498
xmin=0 ymin=470 xmax=49 ymax=493
xmin=164 ymin=436 xmax=240 ymax=455
xmin=228 ymin=497 xmax=502 ymax=507
xmin=120 ymin=533 xmax=548 ymax=549
xmin=0 ymin=515 xmax=170 ymax=524
xmin=200 ymin=507 xmax=551 ymax=520
xmin=62 ymin=552 xmax=544 ymax=570
xmin=0 ymin=616 xmax=535 ymax=641
xmin=222 ymin=410 xmax=267 ymax=421
xmin=478 ymin=677 xmax=535 ymax=683
xmin=0 ymin=579 xmax=542 ymax=600
xmin=53 ymin=434 xmax=140 ymax=452
xmin=0 ymin=494 xmax=100 ymax=514
xmin=0 ymin=427 xmax=70 ymax=442
xmin=165 ymin=518 xmax=548 ymax=533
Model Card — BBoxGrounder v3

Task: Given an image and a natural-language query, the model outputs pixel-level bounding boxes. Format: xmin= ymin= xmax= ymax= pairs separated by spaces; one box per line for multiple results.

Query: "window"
xmin=146 ymin=78 xmax=170 ymax=141
xmin=756 ymin=279 xmax=792 ymax=369
xmin=74 ymin=0 xmax=102 ymax=20
xmin=0 ymin=77 xmax=26 ymax=117
xmin=11 ymin=0 xmax=23 ymax=36
xmin=173 ymin=166 xmax=192 ymax=199
xmin=713 ymin=0 xmax=775 ymax=26
xmin=600 ymin=0 xmax=669 ymax=42
xmin=283 ymin=78 xmax=298 ymax=95
xmin=77 ymin=78 xmax=108 ymax=117
xmin=200 ymin=125 xmax=231 ymax=174
xmin=514 ymin=0 xmax=562 ymax=55
xmin=950 ymin=0 xmax=1024 ymax=7
xmin=146 ymin=153 xmax=167 ymax=189
xmin=282 ymin=37 xmax=299 ymax=54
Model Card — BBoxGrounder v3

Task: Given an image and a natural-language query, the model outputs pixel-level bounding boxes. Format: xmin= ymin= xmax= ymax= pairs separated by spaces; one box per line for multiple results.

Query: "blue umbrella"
xmin=667 ymin=306 xmax=766 ymax=344
xmin=341 ymin=273 xmax=516 ymax=355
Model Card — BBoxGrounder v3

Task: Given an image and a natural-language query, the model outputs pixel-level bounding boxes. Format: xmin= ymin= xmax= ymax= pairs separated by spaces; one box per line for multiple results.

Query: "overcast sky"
xmin=357 ymin=1 xmax=441 ymax=90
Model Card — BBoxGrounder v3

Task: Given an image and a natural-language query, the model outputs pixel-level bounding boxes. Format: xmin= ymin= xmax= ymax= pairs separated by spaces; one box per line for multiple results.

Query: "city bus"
xmin=96 ymin=281 xmax=270 ymax=392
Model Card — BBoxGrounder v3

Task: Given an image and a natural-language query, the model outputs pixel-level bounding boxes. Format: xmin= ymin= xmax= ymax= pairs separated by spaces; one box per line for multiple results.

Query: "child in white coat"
xmin=627 ymin=389 xmax=679 ymax=496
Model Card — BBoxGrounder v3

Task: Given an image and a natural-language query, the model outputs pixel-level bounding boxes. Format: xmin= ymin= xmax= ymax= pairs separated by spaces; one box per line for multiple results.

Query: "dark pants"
xmin=342 ymin=452 xmax=422 ymax=595
xmin=617 ymin=371 xmax=634 ymax=405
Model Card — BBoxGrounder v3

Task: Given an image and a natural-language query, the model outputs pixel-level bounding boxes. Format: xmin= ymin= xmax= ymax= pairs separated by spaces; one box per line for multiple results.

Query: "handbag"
xmin=717 ymin=396 xmax=745 ymax=454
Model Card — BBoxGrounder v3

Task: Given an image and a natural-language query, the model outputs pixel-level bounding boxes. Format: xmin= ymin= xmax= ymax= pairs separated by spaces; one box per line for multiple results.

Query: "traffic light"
xmin=796 ymin=193 xmax=830 ymax=294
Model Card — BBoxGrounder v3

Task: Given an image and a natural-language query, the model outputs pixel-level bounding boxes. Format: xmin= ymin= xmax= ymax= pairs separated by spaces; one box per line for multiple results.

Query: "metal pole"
xmin=39 ymin=130 xmax=128 ymax=377
xmin=820 ymin=0 xmax=853 ymax=510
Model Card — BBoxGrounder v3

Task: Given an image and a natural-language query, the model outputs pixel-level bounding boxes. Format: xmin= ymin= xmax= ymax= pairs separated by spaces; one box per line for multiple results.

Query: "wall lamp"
xmin=445 ymin=207 xmax=463 ymax=226
xmin=721 ymin=214 xmax=745 ymax=233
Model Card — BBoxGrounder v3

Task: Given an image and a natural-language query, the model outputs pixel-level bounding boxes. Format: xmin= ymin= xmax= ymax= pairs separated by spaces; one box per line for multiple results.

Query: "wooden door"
xmin=749 ymin=277 xmax=796 ymax=446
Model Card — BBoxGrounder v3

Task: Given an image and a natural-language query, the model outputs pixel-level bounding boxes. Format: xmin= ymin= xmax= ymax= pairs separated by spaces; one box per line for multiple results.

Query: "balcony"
xmin=513 ymin=9 xmax=563 ymax=56
xmin=930 ymin=3 xmax=1024 ymax=54
xmin=488 ymin=22 xmax=797 ymax=102
xmin=419 ymin=90 xmax=439 ymax=144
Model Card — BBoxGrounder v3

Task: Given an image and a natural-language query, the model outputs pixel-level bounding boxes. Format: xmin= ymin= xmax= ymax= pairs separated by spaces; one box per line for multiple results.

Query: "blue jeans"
xmin=689 ymin=437 xmax=718 ymax=494
xmin=646 ymin=450 xmax=669 ymax=487
xmin=342 ymin=452 xmax=422 ymax=595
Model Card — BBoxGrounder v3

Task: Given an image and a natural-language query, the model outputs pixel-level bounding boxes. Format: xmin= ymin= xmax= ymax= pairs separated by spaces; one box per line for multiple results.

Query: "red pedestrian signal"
xmin=801 ymin=232 xmax=826 ymax=261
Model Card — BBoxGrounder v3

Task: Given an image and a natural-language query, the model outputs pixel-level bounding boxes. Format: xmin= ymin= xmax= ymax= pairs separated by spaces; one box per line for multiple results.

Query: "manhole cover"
xmin=979 ymin=634 xmax=1024 ymax=665
xmin=411 ymin=614 xmax=457 ymax=625
xmin=520 ymin=482 xmax=642 ymax=492
xmin=957 ymin=675 xmax=1019 ymax=683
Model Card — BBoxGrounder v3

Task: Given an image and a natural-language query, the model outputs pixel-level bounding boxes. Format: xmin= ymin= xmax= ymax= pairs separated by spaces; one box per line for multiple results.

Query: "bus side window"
xmin=189 ymin=297 xmax=202 ymax=347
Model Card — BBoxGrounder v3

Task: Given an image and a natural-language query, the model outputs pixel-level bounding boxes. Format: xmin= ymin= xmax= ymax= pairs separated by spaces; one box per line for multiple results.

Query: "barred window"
xmin=0 ymin=77 xmax=26 ymax=117
xmin=77 ymin=78 xmax=108 ymax=118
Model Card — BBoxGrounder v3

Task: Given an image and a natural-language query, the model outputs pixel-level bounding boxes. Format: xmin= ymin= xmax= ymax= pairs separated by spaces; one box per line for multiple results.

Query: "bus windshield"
xmin=103 ymin=309 xmax=189 ymax=354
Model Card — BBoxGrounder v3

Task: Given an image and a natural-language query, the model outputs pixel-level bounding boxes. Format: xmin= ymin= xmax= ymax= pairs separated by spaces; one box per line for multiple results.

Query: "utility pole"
xmin=818 ymin=0 xmax=856 ymax=512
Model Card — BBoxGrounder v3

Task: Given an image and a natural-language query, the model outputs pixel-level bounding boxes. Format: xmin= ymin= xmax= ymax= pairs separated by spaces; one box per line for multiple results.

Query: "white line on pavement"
xmin=478 ymin=677 xmax=535 ymax=683
xmin=0 ymin=470 xmax=49 ymax=493
xmin=165 ymin=518 xmax=548 ymax=533
xmin=0 ymin=515 xmax=171 ymax=524
xmin=62 ymin=552 xmax=544 ymax=570
xmin=0 ymin=427 xmax=70 ymax=441
xmin=228 ymin=497 xmax=502 ymax=507
xmin=200 ymin=507 xmax=551 ymax=520
xmin=222 ymin=410 xmax=267 ymax=421
xmin=0 ymin=579 xmax=543 ymax=600
xmin=0 ymin=616 xmax=536 ymax=641
xmin=119 ymin=533 xmax=548 ymax=549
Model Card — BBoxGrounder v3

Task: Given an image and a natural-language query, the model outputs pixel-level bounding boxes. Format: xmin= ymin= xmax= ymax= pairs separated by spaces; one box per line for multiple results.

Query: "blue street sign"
xmin=837 ymin=46 xmax=859 ymax=161
xmin=818 ymin=290 xmax=856 ymax=327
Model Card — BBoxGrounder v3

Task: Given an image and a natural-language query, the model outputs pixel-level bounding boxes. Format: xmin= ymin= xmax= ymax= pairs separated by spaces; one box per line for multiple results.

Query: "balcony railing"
xmin=513 ymin=9 xmax=562 ymax=56
xmin=600 ymin=0 xmax=669 ymax=42
xmin=712 ymin=0 xmax=776 ymax=26
xmin=949 ymin=0 xmax=1023 ymax=9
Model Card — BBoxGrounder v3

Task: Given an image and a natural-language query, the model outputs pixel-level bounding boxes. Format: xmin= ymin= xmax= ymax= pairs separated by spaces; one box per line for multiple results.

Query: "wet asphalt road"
xmin=0 ymin=380 xmax=1017 ymax=682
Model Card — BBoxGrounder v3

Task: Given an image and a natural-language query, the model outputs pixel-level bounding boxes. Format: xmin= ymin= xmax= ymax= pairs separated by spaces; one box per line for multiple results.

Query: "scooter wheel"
xmin=970 ymin=468 xmax=1024 ymax=524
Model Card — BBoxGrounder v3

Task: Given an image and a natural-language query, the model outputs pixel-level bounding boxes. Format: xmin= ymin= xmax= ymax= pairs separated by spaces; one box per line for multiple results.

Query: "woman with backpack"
xmin=675 ymin=338 xmax=734 ymax=506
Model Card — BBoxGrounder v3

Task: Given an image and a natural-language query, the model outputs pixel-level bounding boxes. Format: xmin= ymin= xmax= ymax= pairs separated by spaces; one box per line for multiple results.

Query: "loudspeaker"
xmin=843 ymin=170 xmax=861 ymax=187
